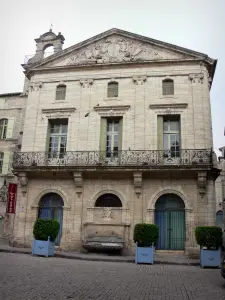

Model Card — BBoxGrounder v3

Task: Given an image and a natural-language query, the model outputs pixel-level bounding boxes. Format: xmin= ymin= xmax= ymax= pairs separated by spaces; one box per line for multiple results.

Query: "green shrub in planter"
xmin=33 ymin=219 xmax=60 ymax=242
xmin=133 ymin=223 xmax=159 ymax=247
xmin=195 ymin=226 xmax=223 ymax=249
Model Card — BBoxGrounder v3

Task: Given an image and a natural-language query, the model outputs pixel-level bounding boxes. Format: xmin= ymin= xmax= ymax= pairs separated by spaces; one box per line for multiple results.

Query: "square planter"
xmin=135 ymin=243 xmax=155 ymax=264
xmin=200 ymin=247 xmax=221 ymax=268
xmin=32 ymin=237 xmax=55 ymax=257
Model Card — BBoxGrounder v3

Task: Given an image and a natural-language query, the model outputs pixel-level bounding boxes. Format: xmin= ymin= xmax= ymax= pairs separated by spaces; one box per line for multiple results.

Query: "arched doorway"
xmin=155 ymin=194 xmax=185 ymax=250
xmin=38 ymin=193 xmax=64 ymax=246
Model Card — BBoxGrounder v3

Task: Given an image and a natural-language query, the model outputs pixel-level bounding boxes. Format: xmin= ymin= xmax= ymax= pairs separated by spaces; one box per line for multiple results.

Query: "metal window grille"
xmin=0 ymin=119 xmax=8 ymax=139
xmin=163 ymin=80 xmax=174 ymax=95
xmin=107 ymin=82 xmax=118 ymax=98
xmin=56 ymin=85 xmax=66 ymax=100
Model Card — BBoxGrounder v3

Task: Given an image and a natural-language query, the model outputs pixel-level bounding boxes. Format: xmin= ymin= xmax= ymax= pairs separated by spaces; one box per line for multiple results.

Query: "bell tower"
xmin=27 ymin=29 xmax=65 ymax=65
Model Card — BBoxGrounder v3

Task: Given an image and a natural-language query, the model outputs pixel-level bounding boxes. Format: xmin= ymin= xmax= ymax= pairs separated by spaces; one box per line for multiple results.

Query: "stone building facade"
xmin=9 ymin=28 xmax=220 ymax=255
xmin=0 ymin=93 xmax=26 ymax=237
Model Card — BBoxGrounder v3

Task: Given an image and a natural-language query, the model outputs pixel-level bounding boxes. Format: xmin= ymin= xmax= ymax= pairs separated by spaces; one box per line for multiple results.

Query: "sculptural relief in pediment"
xmin=45 ymin=35 xmax=189 ymax=67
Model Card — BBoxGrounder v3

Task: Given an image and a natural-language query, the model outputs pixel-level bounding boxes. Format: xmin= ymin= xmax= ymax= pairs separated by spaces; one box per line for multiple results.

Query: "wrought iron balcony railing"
xmin=12 ymin=149 xmax=212 ymax=169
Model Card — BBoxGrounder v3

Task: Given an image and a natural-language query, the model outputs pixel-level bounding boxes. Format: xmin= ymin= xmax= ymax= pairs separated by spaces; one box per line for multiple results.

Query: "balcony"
xmin=12 ymin=149 xmax=212 ymax=171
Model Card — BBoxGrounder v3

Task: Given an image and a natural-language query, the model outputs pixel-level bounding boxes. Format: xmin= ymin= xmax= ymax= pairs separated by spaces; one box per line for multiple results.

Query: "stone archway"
xmin=155 ymin=194 xmax=186 ymax=250
xmin=38 ymin=193 xmax=64 ymax=246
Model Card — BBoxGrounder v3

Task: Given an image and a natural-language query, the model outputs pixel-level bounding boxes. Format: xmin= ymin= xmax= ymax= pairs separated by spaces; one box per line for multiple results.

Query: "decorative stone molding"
xmin=103 ymin=207 xmax=112 ymax=219
xmin=93 ymin=105 xmax=130 ymax=117
xmin=30 ymin=82 xmax=43 ymax=91
xmin=80 ymin=79 xmax=94 ymax=88
xmin=41 ymin=107 xmax=76 ymax=119
xmin=133 ymin=172 xmax=142 ymax=198
xmin=149 ymin=103 xmax=188 ymax=115
xmin=189 ymin=73 xmax=204 ymax=84
xmin=18 ymin=172 xmax=28 ymax=194
xmin=133 ymin=75 xmax=147 ymax=85
xmin=198 ymin=171 xmax=207 ymax=196
xmin=73 ymin=172 xmax=83 ymax=197
xmin=50 ymin=34 xmax=187 ymax=67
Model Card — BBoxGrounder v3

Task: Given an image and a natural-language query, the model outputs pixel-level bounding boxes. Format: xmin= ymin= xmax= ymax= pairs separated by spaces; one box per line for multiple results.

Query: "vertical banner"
xmin=7 ymin=183 xmax=17 ymax=214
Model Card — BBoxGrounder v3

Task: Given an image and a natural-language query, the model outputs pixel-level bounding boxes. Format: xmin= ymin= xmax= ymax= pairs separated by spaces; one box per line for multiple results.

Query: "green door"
xmin=155 ymin=194 xmax=185 ymax=250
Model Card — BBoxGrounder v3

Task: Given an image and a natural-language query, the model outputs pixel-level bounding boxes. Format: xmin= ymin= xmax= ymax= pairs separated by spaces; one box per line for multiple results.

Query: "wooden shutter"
xmin=99 ymin=118 xmax=107 ymax=157
xmin=46 ymin=121 xmax=51 ymax=152
xmin=118 ymin=118 xmax=123 ymax=151
xmin=157 ymin=116 xmax=164 ymax=150
xmin=2 ymin=152 xmax=10 ymax=174
xmin=6 ymin=118 xmax=14 ymax=139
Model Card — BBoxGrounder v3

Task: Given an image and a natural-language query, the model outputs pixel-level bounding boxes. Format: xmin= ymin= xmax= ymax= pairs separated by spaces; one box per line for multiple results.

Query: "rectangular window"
xmin=106 ymin=119 xmax=119 ymax=157
xmin=163 ymin=116 xmax=180 ymax=158
xmin=48 ymin=119 xmax=68 ymax=158
xmin=100 ymin=117 xmax=123 ymax=159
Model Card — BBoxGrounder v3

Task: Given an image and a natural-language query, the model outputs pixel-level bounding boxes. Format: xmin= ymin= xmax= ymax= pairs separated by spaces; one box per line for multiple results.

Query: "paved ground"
xmin=0 ymin=253 xmax=224 ymax=300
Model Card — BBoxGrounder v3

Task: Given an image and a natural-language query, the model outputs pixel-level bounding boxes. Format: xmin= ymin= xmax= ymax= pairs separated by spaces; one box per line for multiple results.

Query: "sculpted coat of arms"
xmin=57 ymin=35 xmax=180 ymax=66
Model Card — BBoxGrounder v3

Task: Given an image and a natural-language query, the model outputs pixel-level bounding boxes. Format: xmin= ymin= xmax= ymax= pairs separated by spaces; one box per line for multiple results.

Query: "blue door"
xmin=155 ymin=194 xmax=185 ymax=250
xmin=38 ymin=193 xmax=64 ymax=246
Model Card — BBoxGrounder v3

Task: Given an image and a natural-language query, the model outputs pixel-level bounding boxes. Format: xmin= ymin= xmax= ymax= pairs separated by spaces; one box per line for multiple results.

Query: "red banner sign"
xmin=7 ymin=183 xmax=17 ymax=214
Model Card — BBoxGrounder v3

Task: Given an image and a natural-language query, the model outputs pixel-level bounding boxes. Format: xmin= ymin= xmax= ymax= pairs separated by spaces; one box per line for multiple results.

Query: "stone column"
xmin=132 ymin=76 xmax=147 ymax=149
xmin=206 ymin=179 xmax=216 ymax=226
xmin=10 ymin=172 xmax=29 ymax=247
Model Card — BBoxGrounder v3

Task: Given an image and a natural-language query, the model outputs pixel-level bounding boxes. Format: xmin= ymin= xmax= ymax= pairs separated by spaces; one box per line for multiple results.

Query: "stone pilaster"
xmin=189 ymin=73 xmax=205 ymax=148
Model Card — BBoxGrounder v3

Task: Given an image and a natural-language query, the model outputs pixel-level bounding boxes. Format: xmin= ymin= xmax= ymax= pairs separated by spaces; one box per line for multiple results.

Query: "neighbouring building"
xmin=215 ymin=146 xmax=225 ymax=230
xmin=0 ymin=93 xmax=26 ymax=237
xmin=5 ymin=28 xmax=220 ymax=255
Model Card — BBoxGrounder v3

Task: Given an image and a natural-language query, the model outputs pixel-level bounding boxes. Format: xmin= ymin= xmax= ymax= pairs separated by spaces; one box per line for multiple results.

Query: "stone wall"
xmin=11 ymin=175 xmax=215 ymax=255
xmin=21 ymin=63 xmax=212 ymax=152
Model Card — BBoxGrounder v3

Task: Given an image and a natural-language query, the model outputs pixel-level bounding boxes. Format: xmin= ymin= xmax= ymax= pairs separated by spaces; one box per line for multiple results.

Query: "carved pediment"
xmin=39 ymin=34 xmax=195 ymax=68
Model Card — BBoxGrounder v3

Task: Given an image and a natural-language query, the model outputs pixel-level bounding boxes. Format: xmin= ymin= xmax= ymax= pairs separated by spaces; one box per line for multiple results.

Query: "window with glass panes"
xmin=0 ymin=119 xmax=8 ymax=139
xmin=0 ymin=152 xmax=4 ymax=173
xmin=56 ymin=85 xmax=66 ymax=100
xmin=163 ymin=116 xmax=180 ymax=157
xmin=162 ymin=79 xmax=174 ymax=95
xmin=107 ymin=82 xmax=118 ymax=98
xmin=106 ymin=119 xmax=119 ymax=157
xmin=48 ymin=119 xmax=68 ymax=158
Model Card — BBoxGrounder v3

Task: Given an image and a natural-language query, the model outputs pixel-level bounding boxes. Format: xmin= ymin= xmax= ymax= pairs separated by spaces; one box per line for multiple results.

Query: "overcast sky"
xmin=1 ymin=0 xmax=224 ymax=154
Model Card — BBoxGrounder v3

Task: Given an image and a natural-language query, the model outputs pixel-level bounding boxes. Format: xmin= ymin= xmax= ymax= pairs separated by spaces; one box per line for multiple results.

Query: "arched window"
xmin=107 ymin=82 xmax=118 ymax=98
xmin=95 ymin=193 xmax=122 ymax=207
xmin=0 ymin=152 xmax=3 ymax=173
xmin=162 ymin=79 xmax=174 ymax=95
xmin=56 ymin=85 xmax=66 ymax=100
xmin=38 ymin=192 xmax=64 ymax=246
xmin=0 ymin=119 xmax=8 ymax=139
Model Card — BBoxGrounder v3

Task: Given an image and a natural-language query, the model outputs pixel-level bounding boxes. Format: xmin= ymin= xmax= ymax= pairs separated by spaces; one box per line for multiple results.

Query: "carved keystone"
xmin=73 ymin=172 xmax=83 ymax=197
xmin=133 ymin=172 xmax=142 ymax=198
xmin=198 ymin=171 xmax=207 ymax=197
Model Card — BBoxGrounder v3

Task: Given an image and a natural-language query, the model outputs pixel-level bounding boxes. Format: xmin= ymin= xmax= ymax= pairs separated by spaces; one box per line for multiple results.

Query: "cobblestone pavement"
xmin=0 ymin=253 xmax=224 ymax=300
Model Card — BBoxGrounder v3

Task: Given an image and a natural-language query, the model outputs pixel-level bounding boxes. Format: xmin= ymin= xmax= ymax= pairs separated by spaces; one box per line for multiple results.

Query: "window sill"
xmin=104 ymin=97 xmax=120 ymax=101
xmin=160 ymin=95 xmax=177 ymax=99
xmin=52 ymin=101 xmax=68 ymax=104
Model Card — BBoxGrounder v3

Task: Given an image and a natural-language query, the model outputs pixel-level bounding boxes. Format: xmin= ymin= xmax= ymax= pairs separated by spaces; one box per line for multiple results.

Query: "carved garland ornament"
xmin=198 ymin=171 xmax=207 ymax=197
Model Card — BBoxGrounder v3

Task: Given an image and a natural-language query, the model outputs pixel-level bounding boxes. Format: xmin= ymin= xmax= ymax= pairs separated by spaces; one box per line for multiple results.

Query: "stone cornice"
xmin=149 ymin=103 xmax=188 ymax=110
xmin=42 ymin=107 xmax=76 ymax=114
xmin=41 ymin=107 xmax=76 ymax=118
xmin=93 ymin=105 xmax=130 ymax=116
